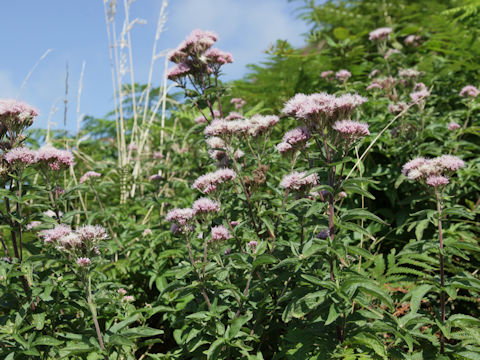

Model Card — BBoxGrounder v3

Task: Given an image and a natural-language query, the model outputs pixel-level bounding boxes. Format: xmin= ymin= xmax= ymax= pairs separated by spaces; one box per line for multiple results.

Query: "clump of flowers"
xmin=36 ymin=145 xmax=74 ymax=171
xmin=192 ymin=197 xmax=221 ymax=215
xmin=80 ymin=171 xmax=101 ymax=184
xmin=336 ymin=69 xmax=352 ymax=82
xmin=448 ymin=122 xmax=461 ymax=131
xmin=369 ymin=27 xmax=392 ymax=41
xmin=192 ymin=168 xmax=236 ymax=194
xmin=230 ymin=98 xmax=246 ymax=109
xmin=459 ymin=85 xmax=479 ymax=98
xmin=404 ymin=34 xmax=422 ymax=46
xmin=39 ymin=224 xmax=72 ymax=243
xmin=321 ymin=70 xmax=334 ymax=81
xmin=280 ymin=171 xmax=318 ymax=192
xmin=0 ymin=99 xmax=38 ymax=136
xmin=165 ymin=208 xmax=195 ymax=226
xmin=402 ymin=155 xmax=465 ymax=187
xmin=276 ymin=126 xmax=311 ymax=154
xmin=332 ymin=120 xmax=370 ymax=143
xmin=3 ymin=147 xmax=36 ymax=166
xmin=210 ymin=225 xmax=232 ymax=243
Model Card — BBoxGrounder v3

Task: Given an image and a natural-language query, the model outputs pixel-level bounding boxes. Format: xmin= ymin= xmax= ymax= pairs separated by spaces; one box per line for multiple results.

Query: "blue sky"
xmin=0 ymin=0 xmax=309 ymax=132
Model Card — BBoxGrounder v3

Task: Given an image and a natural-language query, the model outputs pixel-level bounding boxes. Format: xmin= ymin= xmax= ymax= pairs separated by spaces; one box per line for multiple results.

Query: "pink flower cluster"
xmin=192 ymin=168 xmax=236 ymax=194
xmin=280 ymin=171 xmax=318 ymax=191
xmin=276 ymin=127 xmax=311 ymax=153
xmin=194 ymin=109 xmax=221 ymax=124
xmin=167 ymin=29 xmax=232 ymax=81
xmin=76 ymin=257 xmax=91 ymax=267
xmin=399 ymin=69 xmax=421 ymax=79
xmin=4 ymin=147 xmax=36 ymax=165
xmin=36 ymin=145 xmax=75 ymax=170
xmin=225 ymin=112 xmax=243 ymax=121
xmin=321 ymin=70 xmax=334 ymax=79
xmin=369 ymin=27 xmax=392 ymax=41
xmin=384 ymin=48 xmax=400 ymax=60
xmin=204 ymin=114 xmax=278 ymax=138
xmin=336 ymin=69 xmax=351 ymax=81
xmin=80 ymin=171 xmax=101 ymax=184
xmin=388 ymin=102 xmax=408 ymax=114
xmin=404 ymin=34 xmax=422 ymax=46
xmin=459 ymin=85 xmax=479 ymax=98
xmin=76 ymin=225 xmax=108 ymax=243
xmin=39 ymin=224 xmax=72 ymax=243
xmin=165 ymin=208 xmax=195 ymax=225
xmin=0 ymin=99 xmax=38 ymax=129
xmin=448 ymin=122 xmax=460 ymax=131
xmin=230 ymin=98 xmax=246 ymax=109
xmin=210 ymin=225 xmax=232 ymax=242
xmin=192 ymin=197 xmax=221 ymax=214
xmin=402 ymin=155 xmax=465 ymax=187
xmin=283 ymin=93 xmax=367 ymax=123
xmin=366 ymin=82 xmax=383 ymax=91
xmin=332 ymin=120 xmax=370 ymax=139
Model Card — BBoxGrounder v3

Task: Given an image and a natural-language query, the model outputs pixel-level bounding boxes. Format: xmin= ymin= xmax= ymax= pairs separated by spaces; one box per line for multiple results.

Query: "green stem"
xmin=86 ymin=275 xmax=105 ymax=351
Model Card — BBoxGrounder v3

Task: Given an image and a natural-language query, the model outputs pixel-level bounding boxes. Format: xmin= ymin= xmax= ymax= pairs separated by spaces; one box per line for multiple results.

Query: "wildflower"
xmin=426 ymin=175 xmax=449 ymax=187
xmin=153 ymin=151 xmax=164 ymax=159
xmin=206 ymin=136 xmax=225 ymax=149
xmin=192 ymin=197 xmax=221 ymax=214
xmin=369 ymin=69 xmax=381 ymax=78
xmin=230 ymin=98 xmax=246 ymax=109
xmin=76 ymin=225 xmax=108 ymax=243
xmin=142 ymin=229 xmax=152 ymax=237
xmin=26 ymin=221 xmax=41 ymax=230
xmin=338 ymin=191 xmax=347 ymax=198
xmin=80 ymin=171 xmax=101 ymax=184
xmin=321 ymin=70 xmax=334 ymax=79
xmin=0 ymin=99 xmax=38 ymax=128
xmin=36 ymin=145 xmax=74 ymax=171
xmin=247 ymin=241 xmax=257 ymax=252
xmin=384 ymin=48 xmax=400 ymax=60
xmin=224 ymin=248 xmax=231 ymax=255
xmin=404 ymin=34 xmax=421 ymax=46
xmin=336 ymin=69 xmax=351 ymax=81
xmin=332 ymin=120 xmax=370 ymax=139
xmin=225 ymin=111 xmax=243 ymax=121
xmin=459 ymin=85 xmax=479 ymax=98
xmin=76 ymin=257 xmax=92 ymax=267
xmin=282 ymin=126 xmax=310 ymax=146
xmin=118 ymin=288 xmax=127 ymax=295
xmin=4 ymin=147 xmax=36 ymax=165
xmin=369 ymin=27 xmax=392 ymax=41
xmin=247 ymin=115 xmax=279 ymax=136
xmin=448 ymin=122 xmax=461 ymax=131
xmin=402 ymin=155 xmax=465 ymax=183
xmin=230 ymin=221 xmax=239 ymax=227
xmin=210 ymin=225 xmax=232 ymax=242
xmin=276 ymin=142 xmax=293 ymax=153
xmin=39 ymin=224 xmax=72 ymax=243
xmin=366 ymin=82 xmax=383 ymax=91
xmin=149 ymin=174 xmax=163 ymax=182
xmin=388 ymin=102 xmax=408 ymax=114
xmin=167 ymin=62 xmax=190 ymax=81
xmin=279 ymin=171 xmax=318 ymax=191
xmin=410 ymin=89 xmax=430 ymax=104
xmin=204 ymin=48 xmax=234 ymax=65
xmin=192 ymin=168 xmax=236 ymax=194
xmin=122 ymin=295 xmax=135 ymax=302
xmin=59 ymin=233 xmax=82 ymax=249
xmin=194 ymin=114 xmax=208 ymax=124
xmin=435 ymin=155 xmax=465 ymax=171
xmin=204 ymin=119 xmax=249 ymax=137
xmin=165 ymin=208 xmax=195 ymax=226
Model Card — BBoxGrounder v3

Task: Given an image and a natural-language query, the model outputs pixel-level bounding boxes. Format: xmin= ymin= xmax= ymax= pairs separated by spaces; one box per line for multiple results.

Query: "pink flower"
xmin=247 ymin=115 xmax=279 ymax=136
xmin=122 ymin=295 xmax=135 ymax=302
xmin=204 ymin=48 xmax=234 ymax=65
xmin=80 ymin=171 xmax=101 ymax=184
xmin=247 ymin=240 xmax=257 ymax=252
xmin=388 ymin=102 xmax=408 ymax=114
xmin=338 ymin=191 xmax=347 ymax=198
xmin=410 ymin=89 xmax=430 ymax=104
xmin=404 ymin=34 xmax=421 ymax=46
xmin=369 ymin=69 xmax=381 ymax=78
xmin=118 ymin=288 xmax=127 ymax=295
xmin=192 ymin=168 xmax=236 ymax=194
xmin=4 ymin=147 xmax=36 ymax=165
xmin=58 ymin=233 xmax=82 ymax=249
xmin=76 ymin=257 xmax=91 ymax=267
xmin=402 ymin=157 xmax=427 ymax=175
xmin=165 ymin=208 xmax=195 ymax=225
xmin=26 ymin=221 xmax=41 ymax=230
xmin=36 ymin=145 xmax=74 ymax=170
xmin=369 ymin=27 xmax=392 ymax=41
xmin=153 ymin=151 xmax=164 ymax=159
xmin=448 ymin=122 xmax=461 ymax=131
xmin=193 ymin=197 xmax=221 ymax=214
xmin=282 ymin=126 xmax=310 ymax=146
xmin=280 ymin=171 xmax=318 ymax=191
xmin=230 ymin=221 xmax=239 ymax=227
xmin=39 ymin=224 xmax=72 ymax=243
xmin=426 ymin=175 xmax=449 ymax=187
xmin=167 ymin=62 xmax=190 ymax=81
xmin=211 ymin=225 xmax=232 ymax=242
xmin=435 ymin=155 xmax=465 ymax=171
xmin=275 ymin=142 xmax=293 ymax=153
xmin=366 ymin=82 xmax=383 ymax=91
xmin=336 ymin=70 xmax=351 ymax=81
xmin=230 ymin=98 xmax=246 ymax=109
xmin=149 ymin=174 xmax=163 ymax=182
xmin=321 ymin=70 xmax=334 ymax=79
xmin=332 ymin=120 xmax=370 ymax=138
xmin=225 ymin=111 xmax=243 ymax=121
xmin=76 ymin=225 xmax=108 ymax=242
xmin=459 ymin=85 xmax=479 ymax=98
xmin=399 ymin=69 xmax=421 ymax=78
xmin=194 ymin=114 xmax=208 ymax=124
xmin=0 ymin=99 xmax=38 ymax=127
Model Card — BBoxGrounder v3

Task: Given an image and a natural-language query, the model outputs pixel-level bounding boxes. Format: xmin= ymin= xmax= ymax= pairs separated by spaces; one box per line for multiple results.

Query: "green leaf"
xmin=33 ymin=336 xmax=63 ymax=346
xmin=122 ymin=327 xmax=164 ymax=338
xmin=342 ymin=209 xmax=388 ymax=225
xmin=325 ymin=304 xmax=339 ymax=325
xmin=252 ymin=254 xmax=277 ymax=268
xmin=409 ymin=285 xmax=432 ymax=314
xmin=227 ymin=314 xmax=252 ymax=340
xmin=108 ymin=315 xmax=138 ymax=334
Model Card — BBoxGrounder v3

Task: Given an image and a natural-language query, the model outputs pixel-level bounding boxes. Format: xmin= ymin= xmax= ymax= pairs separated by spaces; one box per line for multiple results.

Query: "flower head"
xmin=280 ymin=171 xmax=318 ymax=191
xmin=247 ymin=241 xmax=257 ymax=252
xmin=4 ymin=147 xmax=36 ymax=165
xmin=336 ymin=69 xmax=352 ymax=81
xmin=165 ymin=208 xmax=195 ymax=226
xmin=332 ymin=120 xmax=370 ymax=139
xmin=80 ymin=171 xmax=101 ymax=184
xmin=39 ymin=224 xmax=72 ymax=243
xmin=36 ymin=145 xmax=74 ymax=171
xmin=193 ymin=197 xmax=221 ymax=214
xmin=0 ymin=99 xmax=38 ymax=129
xmin=282 ymin=126 xmax=310 ymax=146
xmin=448 ymin=122 xmax=461 ymax=131
xmin=192 ymin=168 xmax=236 ymax=194
xmin=76 ymin=257 xmax=92 ymax=267
xmin=230 ymin=98 xmax=246 ymax=109
xmin=167 ymin=62 xmax=191 ymax=81
xmin=76 ymin=225 xmax=108 ymax=243
xmin=369 ymin=27 xmax=392 ymax=41
xmin=426 ymin=175 xmax=449 ymax=187
xmin=460 ymin=85 xmax=479 ymax=98
xmin=210 ymin=225 xmax=232 ymax=242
